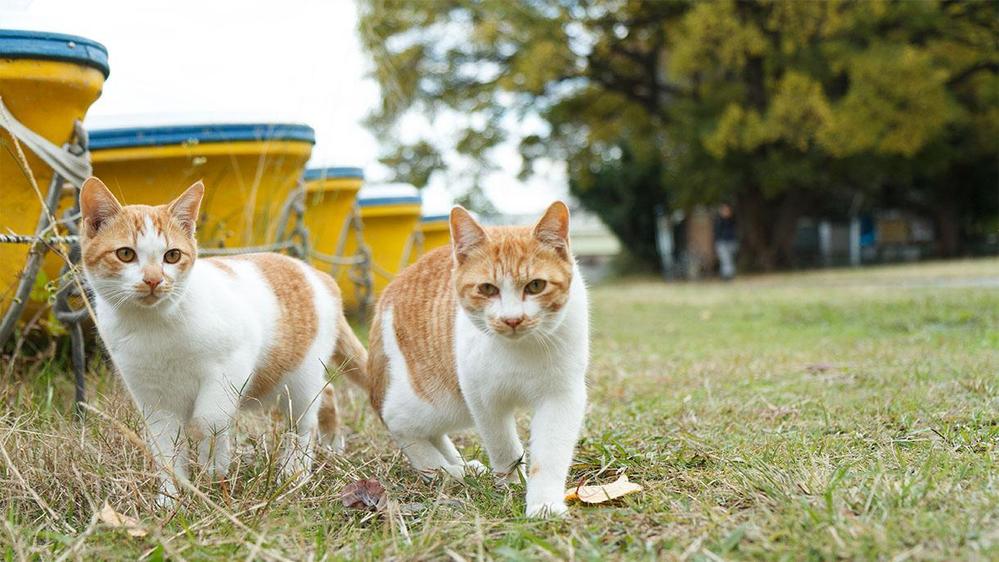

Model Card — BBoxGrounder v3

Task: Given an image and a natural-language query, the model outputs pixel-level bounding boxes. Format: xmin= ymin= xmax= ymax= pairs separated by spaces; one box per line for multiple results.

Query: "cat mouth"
xmin=136 ymin=290 xmax=167 ymax=306
xmin=494 ymin=325 xmax=532 ymax=339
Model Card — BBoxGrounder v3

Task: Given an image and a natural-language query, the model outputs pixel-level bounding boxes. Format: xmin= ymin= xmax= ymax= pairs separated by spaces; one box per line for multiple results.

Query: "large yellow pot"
xmin=303 ymin=166 xmax=363 ymax=272
xmin=0 ymin=30 xmax=108 ymax=318
xmin=409 ymin=214 xmax=451 ymax=265
xmin=338 ymin=185 xmax=421 ymax=310
xmin=89 ymin=123 xmax=314 ymax=249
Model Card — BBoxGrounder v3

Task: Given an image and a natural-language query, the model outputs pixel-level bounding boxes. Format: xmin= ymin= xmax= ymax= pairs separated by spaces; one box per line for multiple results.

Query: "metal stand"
xmin=400 ymin=229 xmax=425 ymax=272
xmin=308 ymin=201 xmax=374 ymax=320
xmin=0 ymin=120 xmax=90 ymax=415
xmin=0 ymin=171 xmax=67 ymax=346
xmin=274 ymin=182 xmax=311 ymax=261
xmin=52 ymin=129 xmax=91 ymax=417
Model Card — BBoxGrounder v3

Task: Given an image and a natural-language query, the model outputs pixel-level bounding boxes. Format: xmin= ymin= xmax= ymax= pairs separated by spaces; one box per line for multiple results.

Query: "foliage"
xmin=359 ymin=0 xmax=998 ymax=270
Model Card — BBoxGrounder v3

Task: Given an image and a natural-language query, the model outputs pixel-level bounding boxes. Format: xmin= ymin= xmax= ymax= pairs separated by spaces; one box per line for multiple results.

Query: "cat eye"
xmin=115 ymin=247 xmax=136 ymax=263
xmin=525 ymin=279 xmax=547 ymax=295
xmin=164 ymin=249 xmax=182 ymax=264
xmin=478 ymin=283 xmax=499 ymax=297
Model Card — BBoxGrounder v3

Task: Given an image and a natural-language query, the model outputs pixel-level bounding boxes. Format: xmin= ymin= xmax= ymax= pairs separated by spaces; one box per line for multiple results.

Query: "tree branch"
xmin=946 ymin=61 xmax=999 ymax=87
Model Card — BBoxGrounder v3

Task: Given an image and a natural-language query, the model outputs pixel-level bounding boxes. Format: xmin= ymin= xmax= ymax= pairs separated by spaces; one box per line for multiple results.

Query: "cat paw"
xmin=155 ymin=479 xmax=181 ymax=510
xmin=495 ymin=469 xmax=523 ymax=485
xmin=203 ymin=462 xmax=231 ymax=483
xmin=418 ymin=463 xmax=483 ymax=481
xmin=326 ymin=433 xmax=347 ymax=455
xmin=442 ymin=463 xmax=468 ymax=480
xmin=279 ymin=458 xmax=314 ymax=486
xmin=526 ymin=501 xmax=569 ymax=519
xmin=155 ymin=491 xmax=177 ymax=510
xmin=464 ymin=460 xmax=488 ymax=475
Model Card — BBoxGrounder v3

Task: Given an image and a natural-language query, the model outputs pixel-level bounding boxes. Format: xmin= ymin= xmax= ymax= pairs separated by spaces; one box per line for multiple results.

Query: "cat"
xmin=78 ymin=177 xmax=366 ymax=508
xmin=364 ymin=201 xmax=589 ymax=518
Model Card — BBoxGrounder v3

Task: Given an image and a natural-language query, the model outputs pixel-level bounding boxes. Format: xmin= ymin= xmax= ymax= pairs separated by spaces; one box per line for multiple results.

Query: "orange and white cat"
xmin=366 ymin=202 xmax=589 ymax=518
xmin=79 ymin=177 xmax=366 ymax=508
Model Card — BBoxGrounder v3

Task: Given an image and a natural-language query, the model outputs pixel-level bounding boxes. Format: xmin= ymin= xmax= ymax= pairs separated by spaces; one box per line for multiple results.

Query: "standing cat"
xmin=365 ymin=201 xmax=589 ymax=518
xmin=79 ymin=177 xmax=366 ymax=507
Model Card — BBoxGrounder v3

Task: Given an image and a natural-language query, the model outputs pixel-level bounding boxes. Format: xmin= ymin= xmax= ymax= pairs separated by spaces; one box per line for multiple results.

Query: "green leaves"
xmin=358 ymin=0 xmax=998 ymax=269
xmin=820 ymin=44 xmax=954 ymax=157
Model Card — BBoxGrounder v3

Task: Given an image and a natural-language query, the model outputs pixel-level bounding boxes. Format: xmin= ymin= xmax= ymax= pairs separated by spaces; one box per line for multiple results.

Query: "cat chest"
xmin=103 ymin=321 xmax=231 ymax=383
xmin=455 ymin=340 xmax=581 ymax=399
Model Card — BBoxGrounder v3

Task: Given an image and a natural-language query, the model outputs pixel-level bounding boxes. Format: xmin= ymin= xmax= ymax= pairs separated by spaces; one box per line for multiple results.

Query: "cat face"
xmin=450 ymin=202 xmax=573 ymax=340
xmin=79 ymin=177 xmax=204 ymax=310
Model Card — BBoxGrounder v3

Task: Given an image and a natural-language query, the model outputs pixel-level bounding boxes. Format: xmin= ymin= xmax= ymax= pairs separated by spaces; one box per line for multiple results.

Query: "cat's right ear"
xmin=167 ymin=180 xmax=205 ymax=236
xmin=449 ymin=206 xmax=487 ymax=264
xmin=79 ymin=177 xmax=122 ymax=237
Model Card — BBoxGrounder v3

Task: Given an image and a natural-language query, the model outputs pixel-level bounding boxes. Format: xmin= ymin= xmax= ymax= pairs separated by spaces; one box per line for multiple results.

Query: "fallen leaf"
xmin=340 ymin=478 xmax=387 ymax=511
xmin=565 ymin=474 xmax=643 ymax=504
xmin=97 ymin=502 xmax=147 ymax=537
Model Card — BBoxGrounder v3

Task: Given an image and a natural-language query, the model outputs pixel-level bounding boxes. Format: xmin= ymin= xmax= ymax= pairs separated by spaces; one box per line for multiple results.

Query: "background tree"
xmin=359 ymin=0 xmax=998 ymax=271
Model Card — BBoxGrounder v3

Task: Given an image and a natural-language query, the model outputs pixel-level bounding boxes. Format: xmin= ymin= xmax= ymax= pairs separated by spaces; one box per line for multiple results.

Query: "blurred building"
xmin=791 ymin=211 xmax=939 ymax=268
xmin=656 ymin=205 xmax=966 ymax=280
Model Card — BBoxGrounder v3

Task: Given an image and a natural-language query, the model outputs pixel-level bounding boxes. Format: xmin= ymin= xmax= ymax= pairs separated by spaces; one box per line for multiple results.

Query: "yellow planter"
xmin=338 ymin=185 xmax=421 ymax=311
xmin=409 ymin=214 xmax=451 ymax=265
xmin=89 ymin=124 xmax=314 ymax=249
xmin=0 ymin=30 xmax=109 ymax=318
xmin=303 ymin=166 xmax=363 ymax=272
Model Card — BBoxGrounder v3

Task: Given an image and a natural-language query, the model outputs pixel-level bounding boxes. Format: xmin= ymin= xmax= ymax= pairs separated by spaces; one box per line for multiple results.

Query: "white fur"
xmin=381 ymin=263 xmax=589 ymax=518
xmin=87 ymin=242 xmax=343 ymax=508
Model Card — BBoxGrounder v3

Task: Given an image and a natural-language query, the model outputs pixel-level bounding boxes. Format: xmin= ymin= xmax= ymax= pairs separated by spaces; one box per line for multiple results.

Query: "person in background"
xmin=714 ymin=203 xmax=738 ymax=280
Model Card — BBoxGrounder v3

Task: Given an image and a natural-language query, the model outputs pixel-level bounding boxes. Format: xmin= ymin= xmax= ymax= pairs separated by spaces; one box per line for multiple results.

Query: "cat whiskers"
xmin=102 ymin=289 xmax=135 ymax=312
xmin=532 ymin=315 xmax=569 ymax=368
xmin=533 ymin=328 xmax=560 ymax=368
xmin=160 ymin=287 xmax=181 ymax=307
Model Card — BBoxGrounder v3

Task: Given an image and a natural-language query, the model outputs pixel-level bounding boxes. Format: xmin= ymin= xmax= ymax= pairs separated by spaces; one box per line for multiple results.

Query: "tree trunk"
xmin=934 ymin=202 xmax=960 ymax=258
xmin=735 ymin=186 xmax=805 ymax=271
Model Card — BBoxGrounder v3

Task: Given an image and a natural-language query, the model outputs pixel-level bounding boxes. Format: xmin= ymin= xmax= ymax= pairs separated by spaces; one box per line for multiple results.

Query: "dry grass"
xmin=1 ymin=259 xmax=998 ymax=560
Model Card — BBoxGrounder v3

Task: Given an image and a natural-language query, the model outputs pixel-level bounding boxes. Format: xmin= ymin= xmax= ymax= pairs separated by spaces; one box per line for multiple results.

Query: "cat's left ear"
xmin=450 ymin=206 xmax=488 ymax=264
xmin=79 ymin=177 xmax=122 ymax=237
xmin=167 ymin=180 xmax=205 ymax=236
xmin=533 ymin=201 xmax=570 ymax=259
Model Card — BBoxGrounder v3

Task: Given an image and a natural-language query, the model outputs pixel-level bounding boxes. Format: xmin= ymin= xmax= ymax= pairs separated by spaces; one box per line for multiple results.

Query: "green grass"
xmin=1 ymin=259 xmax=997 ymax=560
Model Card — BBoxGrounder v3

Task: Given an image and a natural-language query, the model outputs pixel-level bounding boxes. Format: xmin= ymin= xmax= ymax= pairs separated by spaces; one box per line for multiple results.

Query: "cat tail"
xmin=333 ymin=313 xmax=368 ymax=388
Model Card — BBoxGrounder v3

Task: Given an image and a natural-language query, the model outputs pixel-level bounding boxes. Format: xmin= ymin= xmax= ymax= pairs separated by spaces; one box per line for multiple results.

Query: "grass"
xmin=1 ymin=258 xmax=997 ymax=560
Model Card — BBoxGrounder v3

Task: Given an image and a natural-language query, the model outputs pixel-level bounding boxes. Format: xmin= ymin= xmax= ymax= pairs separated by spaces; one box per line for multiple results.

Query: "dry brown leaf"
xmin=97 ymin=502 xmax=147 ymax=537
xmin=340 ymin=478 xmax=387 ymax=511
xmin=565 ymin=474 xmax=643 ymax=504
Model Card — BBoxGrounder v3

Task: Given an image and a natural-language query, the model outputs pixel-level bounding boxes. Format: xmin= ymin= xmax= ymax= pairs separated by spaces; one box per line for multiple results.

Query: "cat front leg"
xmin=189 ymin=381 xmax=239 ymax=481
xmin=468 ymin=400 xmax=525 ymax=485
xmin=525 ymin=386 xmax=586 ymax=518
xmin=145 ymin=410 xmax=189 ymax=509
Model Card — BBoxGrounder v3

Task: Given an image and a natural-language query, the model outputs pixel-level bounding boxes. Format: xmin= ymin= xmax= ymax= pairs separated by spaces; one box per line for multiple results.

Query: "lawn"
xmin=1 ymin=259 xmax=997 ymax=560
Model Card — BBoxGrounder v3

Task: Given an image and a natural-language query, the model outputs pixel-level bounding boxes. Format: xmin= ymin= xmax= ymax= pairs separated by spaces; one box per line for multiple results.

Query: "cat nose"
xmin=143 ymin=277 xmax=162 ymax=290
xmin=502 ymin=316 xmax=525 ymax=329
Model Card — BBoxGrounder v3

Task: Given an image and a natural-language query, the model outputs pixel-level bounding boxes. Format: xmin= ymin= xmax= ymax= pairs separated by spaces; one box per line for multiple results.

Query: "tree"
xmin=359 ymin=0 xmax=998 ymax=270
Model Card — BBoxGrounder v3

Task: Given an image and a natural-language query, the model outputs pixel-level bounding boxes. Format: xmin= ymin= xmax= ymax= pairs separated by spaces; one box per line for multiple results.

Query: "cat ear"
xmin=449 ymin=206 xmax=487 ymax=264
xmin=79 ymin=177 xmax=122 ymax=237
xmin=533 ymin=201 xmax=570 ymax=259
xmin=167 ymin=180 xmax=205 ymax=236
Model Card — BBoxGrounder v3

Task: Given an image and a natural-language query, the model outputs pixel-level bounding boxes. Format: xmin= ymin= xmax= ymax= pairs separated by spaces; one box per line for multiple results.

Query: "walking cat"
xmin=79 ymin=177 xmax=366 ymax=508
xmin=365 ymin=202 xmax=589 ymax=518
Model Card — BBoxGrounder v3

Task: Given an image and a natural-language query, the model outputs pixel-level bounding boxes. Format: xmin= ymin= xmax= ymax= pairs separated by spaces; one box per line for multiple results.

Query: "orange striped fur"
xmin=370 ymin=219 xmax=573 ymax=414
xmin=224 ymin=253 xmax=319 ymax=402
